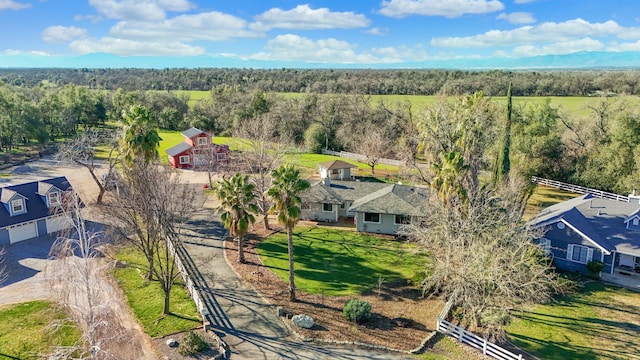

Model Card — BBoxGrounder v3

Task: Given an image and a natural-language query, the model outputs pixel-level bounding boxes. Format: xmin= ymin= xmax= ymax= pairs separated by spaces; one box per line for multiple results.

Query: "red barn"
xmin=166 ymin=127 xmax=230 ymax=169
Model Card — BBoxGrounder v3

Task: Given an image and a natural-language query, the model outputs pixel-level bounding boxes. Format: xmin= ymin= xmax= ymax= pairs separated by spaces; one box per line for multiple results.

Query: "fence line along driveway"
xmin=179 ymin=195 xmax=414 ymax=359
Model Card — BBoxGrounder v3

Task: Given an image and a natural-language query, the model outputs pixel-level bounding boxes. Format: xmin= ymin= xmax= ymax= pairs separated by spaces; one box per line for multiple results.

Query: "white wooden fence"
xmin=531 ymin=176 xmax=629 ymax=202
xmin=166 ymin=238 xmax=209 ymax=317
xmin=321 ymin=149 xmax=405 ymax=167
xmin=437 ymin=300 xmax=524 ymax=360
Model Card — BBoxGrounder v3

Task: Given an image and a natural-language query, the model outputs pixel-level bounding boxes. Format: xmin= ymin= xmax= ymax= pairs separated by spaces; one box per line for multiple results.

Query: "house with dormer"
xmin=166 ymin=127 xmax=230 ymax=169
xmin=300 ymin=161 xmax=429 ymax=235
xmin=529 ymin=194 xmax=640 ymax=278
xmin=0 ymin=176 xmax=73 ymax=245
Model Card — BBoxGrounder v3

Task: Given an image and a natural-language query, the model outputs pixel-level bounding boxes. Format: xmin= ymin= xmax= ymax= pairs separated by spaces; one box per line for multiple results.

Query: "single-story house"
xmin=301 ymin=163 xmax=429 ymax=235
xmin=166 ymin=127 xmax=230 ymax=169
xmin=0 ymin=177 xmax=74 ymax=245
xmin=529 ymin=193 xmax=640 ymax=276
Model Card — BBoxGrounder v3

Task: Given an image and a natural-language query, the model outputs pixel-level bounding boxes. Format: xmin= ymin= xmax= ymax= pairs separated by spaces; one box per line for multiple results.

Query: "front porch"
xmin=601 ymin=266 xmax=640 ymax=291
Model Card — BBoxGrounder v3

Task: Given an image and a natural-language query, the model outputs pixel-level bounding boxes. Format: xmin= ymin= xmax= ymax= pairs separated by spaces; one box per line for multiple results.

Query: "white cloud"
xmin=250 ymin=34 xmax=412 ymax=64
xmin=608 ymin=41 xmax=640 ymax=52
xmin=69 ymin=37 xmax=205 ymax=56
xmin=378 ymin=0 xmax=504 ymax=18
xmin=0 ymin=0 xmax=30 ymax=10
xmin=512 ymin=38 xmax=604 ymax=57
xmin=87 ymin=0 xmax=194 ymax=21
xmin=109 ymin=12 xmax=258 ymax=42
xmin=514 ymin=0 xmax=536 ymax=3
xmin=496 ymin=12 xmax=535 ymax=24
xmin=42 ymin=26 xmax=88 ymax=44
xmin=432 ymin=18 xmax=626 ymax=48
xmin=366 ymin=27 xmax=388 ymax=35
xmin=251 ymin=4 xmax=369 ymax=31
xmin=3 ymin=49 xmax=53 ymax=56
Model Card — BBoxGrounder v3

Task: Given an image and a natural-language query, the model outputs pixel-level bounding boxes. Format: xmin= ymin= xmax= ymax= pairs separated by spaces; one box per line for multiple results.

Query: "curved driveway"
xmin=179 ymin=196 xmax=414 ymax=360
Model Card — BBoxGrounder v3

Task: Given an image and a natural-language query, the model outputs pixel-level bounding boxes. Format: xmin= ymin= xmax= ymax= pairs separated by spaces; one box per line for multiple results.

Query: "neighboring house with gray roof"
xmin=300 ymin=164 xmax=429 ymax=235
xmin=529 ymin=193 xmax=640 ymax=277
xmin=0 ymin=177 xmax=74 ymax=245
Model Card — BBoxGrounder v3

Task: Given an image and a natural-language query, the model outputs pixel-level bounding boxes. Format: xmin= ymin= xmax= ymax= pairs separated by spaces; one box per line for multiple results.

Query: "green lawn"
xmin=112 ymin=246 xmax=201 ymax=338
xmin=257 ymin=226 xmax=428 ymax=296
xmin=525 ymin=185 xmax=579 ymax=220
xmin=0 ymin=301 xmax=84 ymax=359
xmin=506 ymin=282 xmax=640 ymax=360
xmin=419 ymin=335 xmax=473 ymax=360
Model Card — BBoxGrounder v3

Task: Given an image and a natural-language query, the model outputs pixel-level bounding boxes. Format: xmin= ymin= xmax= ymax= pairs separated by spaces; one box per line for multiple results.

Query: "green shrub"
xmin=343 ymin=299 xmax=372 ymax=323
xmin=178 ymin=331 xmax=210 ymax=356
xmin=586 ymin=261 xmax=604 ymax=275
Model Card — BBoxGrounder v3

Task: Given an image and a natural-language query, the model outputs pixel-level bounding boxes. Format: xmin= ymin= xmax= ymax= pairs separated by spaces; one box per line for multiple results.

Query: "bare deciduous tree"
xmin=56 ymin=129 xmax=121 ymax=205
xmin=48 ymin=190 xmax=119 ymax=359
xmin=104 ymin=159 xmax=195 ymax=314
xmin=404 ymin=179 xmax=564 ymax=340
xmin=234 ymin=114 xmax=286 ymax=230
xmin=353 ymin=128 xmax=392 ymax=174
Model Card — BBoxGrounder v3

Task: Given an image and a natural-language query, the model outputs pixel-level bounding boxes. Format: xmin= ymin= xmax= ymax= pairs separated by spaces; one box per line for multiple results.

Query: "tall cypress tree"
xmin=493 ymin=83 xmax=512 ymax=185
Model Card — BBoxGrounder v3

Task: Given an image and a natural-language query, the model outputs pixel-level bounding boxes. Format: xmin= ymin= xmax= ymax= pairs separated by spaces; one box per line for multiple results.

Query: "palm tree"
xmin=267 ymin=165 xmax=310 ymax=301
xmin=431 ymin=150 xmax=469 ymax=205
xmin=214 ymin=173 xmax=258 ymax=263
xmin=121 ymin=104 xmax=162 ymax=164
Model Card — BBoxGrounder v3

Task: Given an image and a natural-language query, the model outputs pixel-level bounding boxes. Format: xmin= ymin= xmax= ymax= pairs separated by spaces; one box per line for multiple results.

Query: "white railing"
xmin=166 ymin=238 xmax=209 ymax=317
xmin=321 ymin=149 xmax=404 ymax=167
xmin=437 ymin=299 xmax=524 ymax=360
xmin=531 ymin=176 xmax=629 ymax=202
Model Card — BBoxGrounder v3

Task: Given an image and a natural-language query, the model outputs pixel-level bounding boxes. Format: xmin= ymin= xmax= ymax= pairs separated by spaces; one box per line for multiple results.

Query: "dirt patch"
xmin=152 ymin=328 xmax=221 ymax=360
xmin=225 ymin=223 xmax=444 ymax=352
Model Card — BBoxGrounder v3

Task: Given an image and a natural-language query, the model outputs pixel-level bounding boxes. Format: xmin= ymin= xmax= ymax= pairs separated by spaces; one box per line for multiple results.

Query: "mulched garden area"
xmin=225 ymin=221 xmax=445 ymax=352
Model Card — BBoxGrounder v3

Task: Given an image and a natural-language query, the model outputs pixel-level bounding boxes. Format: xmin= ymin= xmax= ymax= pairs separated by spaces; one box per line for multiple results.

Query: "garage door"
xmin=46 ymin=215 xmax=71 ymax=235
xmin=9 ymin=221 xmax=38 ymax=244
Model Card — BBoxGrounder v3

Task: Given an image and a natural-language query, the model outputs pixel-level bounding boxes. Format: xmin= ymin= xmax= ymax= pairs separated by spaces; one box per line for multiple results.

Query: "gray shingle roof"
xmin=165 ymin=142 xmax=192 ymax=157
xmin=318 ymin=160 xmax=357 ymax=170
xmin=302 ymin=179 xmax=429 ymax=216
xmin=0 ymin=177 xmax=72 ymax=228
xmin=529 ymin=194 xmax=640 ymax=256
xmin=182 ymin=127 xmax=204 ymax=138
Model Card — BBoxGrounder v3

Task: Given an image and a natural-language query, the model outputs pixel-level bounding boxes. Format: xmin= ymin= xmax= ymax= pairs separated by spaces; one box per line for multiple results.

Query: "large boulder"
xmin=291 ymin=314 xmax=314 ymax=329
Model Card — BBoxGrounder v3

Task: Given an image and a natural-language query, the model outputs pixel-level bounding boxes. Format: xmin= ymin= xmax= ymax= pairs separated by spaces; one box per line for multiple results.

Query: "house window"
xmin=197 ymin=137 xmax=208 ymax=146
xmin=11 ymin=199 xmax=24 ymax=213
xmin=395 ymin=215 xmax=411 ymax=225
xmin=179 ymin=155 xmax=190 ymax=164
xmin=48 ymin=192 xmax=60 ymax=206
xmin=323 ymin=203 xmax=333 ymax=212
xmin=216 ymin=152 xmax=227 ymax=161
xmin=567 ymin=244 xmax=593 ymax=264
xmin=364 ymin=212 xmax=380 ymax=223
xmin=539 ymin=238 xmax=551 ymax=255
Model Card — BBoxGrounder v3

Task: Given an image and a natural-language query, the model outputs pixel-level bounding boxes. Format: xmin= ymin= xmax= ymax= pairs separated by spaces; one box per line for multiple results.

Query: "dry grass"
xmin=225 ymin=222 xmax=445 ymax=352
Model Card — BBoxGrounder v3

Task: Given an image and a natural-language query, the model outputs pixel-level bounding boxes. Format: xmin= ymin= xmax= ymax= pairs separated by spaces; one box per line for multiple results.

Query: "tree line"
xmin=2 ymin=68 xmax=640 ymax=96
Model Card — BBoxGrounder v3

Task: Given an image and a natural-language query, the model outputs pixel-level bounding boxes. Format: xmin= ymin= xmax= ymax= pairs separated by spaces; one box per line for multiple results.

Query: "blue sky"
xmin=1 ymin=0 xmax=640 ymax=68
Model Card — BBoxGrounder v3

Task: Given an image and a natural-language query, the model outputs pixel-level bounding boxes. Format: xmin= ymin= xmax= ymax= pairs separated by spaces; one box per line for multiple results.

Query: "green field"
xmin=0 ymin=301 xmax=84 ymax=359
xmin=506 ymin=282 xmax=640 ymax=360
xmin=112 ymin=246 xmax=201 ymax=338
xmin=257 ymin=226 xmax=427 ymax=296
xmin=166 ymin=90 xmax=639 ymax=119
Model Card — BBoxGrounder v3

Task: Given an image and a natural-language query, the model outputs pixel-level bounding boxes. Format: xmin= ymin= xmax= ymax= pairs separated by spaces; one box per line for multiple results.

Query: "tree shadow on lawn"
xmin=509 ymin=310 xmax=640 ymax=360
xmin=260 ymin=239 xmax=411 ymax=296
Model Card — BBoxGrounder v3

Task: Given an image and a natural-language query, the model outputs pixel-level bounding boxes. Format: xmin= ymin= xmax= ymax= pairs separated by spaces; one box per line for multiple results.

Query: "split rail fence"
xmin=436 ymin=300 xmax=524 ymax=360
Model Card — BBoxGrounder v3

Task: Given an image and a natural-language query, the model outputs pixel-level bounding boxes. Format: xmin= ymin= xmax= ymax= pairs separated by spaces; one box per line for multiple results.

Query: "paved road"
xmin=179 ymin=196 xmax=414 ymax=360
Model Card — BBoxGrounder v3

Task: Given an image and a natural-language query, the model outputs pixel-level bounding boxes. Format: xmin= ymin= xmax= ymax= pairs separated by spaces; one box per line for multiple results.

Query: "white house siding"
xmin=355 ymin=213 xmax=399 ymax=235
xmin=301 ymin=203 xmax=338 ymax=222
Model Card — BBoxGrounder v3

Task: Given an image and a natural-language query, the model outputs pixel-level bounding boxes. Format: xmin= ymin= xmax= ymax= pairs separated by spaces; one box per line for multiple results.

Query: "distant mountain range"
xmin=1 ymin=51 xmax=640 ymax=70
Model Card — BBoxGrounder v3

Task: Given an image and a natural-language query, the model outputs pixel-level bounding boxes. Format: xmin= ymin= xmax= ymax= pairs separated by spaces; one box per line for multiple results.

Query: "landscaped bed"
xmin=226 ymin=223 xmax=446 ymax=352
xmin=506 ymin=281 xmax=640 ymax=360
